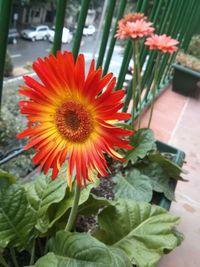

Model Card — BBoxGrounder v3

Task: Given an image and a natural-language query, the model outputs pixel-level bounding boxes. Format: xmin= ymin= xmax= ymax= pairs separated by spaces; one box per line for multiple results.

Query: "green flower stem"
xmin=65 ymin=182 xmax=81 ymax=232
xmin=10 ymin=248 xmax=19 ymax=267
xmin=132 ymin=41 xmax=137 ymax=124
xmin=29 ymin=239 xmax=36 ymax=265
xmin=135 ymin=40 xmax=142 ymax=129
xmin=147 ymin=53 xmax=161 ymax=128
xmin=0 ymin=254 xmax=9 ymax=267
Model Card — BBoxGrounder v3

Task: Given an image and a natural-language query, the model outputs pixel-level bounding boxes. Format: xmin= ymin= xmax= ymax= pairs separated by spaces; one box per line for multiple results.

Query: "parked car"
xmin=21 ymin=25 xmax=50 ymax=42
xmin=48 ymin=26 xmax=73 ymax=44
xmin=8 ymin=28 xmax=20 ymax=44
xmin=83 ymin=25 xmax=96 ymax=36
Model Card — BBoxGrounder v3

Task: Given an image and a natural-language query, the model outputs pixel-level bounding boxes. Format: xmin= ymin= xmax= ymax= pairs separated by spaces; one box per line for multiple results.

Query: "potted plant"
xmin=172 ymin=37 xmax=200 ymax=97
xmin=0 ymin=13 xmax=186 ymax=267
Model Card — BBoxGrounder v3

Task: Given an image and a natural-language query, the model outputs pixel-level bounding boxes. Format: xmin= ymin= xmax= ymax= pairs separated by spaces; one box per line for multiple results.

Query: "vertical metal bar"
xmin=161 ymin=0 xmax=186 ymax=82
xmin=0 ymin=0 xmax=13 ymax=110
xmin=136 ymin=0 xmax=143 ymax=11
xmin=96 ymin=0 xmax=116 ymax=68
xmin=178 ymin=0 xmax=195 ymax=45
xmin=156 ymin=0 xmax=182 ymax=85
xmin=72 ymin=0 xmax=91 ymax=60
xmin=116 ymin=0 xmax=149 ymax=91
xmin=52 ymin=0 xmax=67 ymax=55
xmin=162 ymin=0 xmax=195 ymax=82
xmin=142 ymin=52 xmax=156 ymax=87
xmin=151 ymin=0 xmax=177 ymax=85
xmin=92 ymin=0 xmax=108 ymax=59
xmin=184 ymin=6 xmax=200 ymax=50
xmin=140 ymin=0 xmax=149 ymax=12
xmin=140 ymin=0 xmax=165 ymax=67
xmin=182 ymin=1 xmax=199 ymax=49
xmin=115 ymin=40 xmax=132 ymax=90
xmin=151 ymin=0 xmax=165 ymax=27
xmin=143 ymin=0 xmax=178 ymax=101
xmin=158 ymin=0 xmax=175 ymax=34
xmin=123 ymin=81 xmax=133 ymax=112
xmin=170 ymin=0 xmax=185 ymax=36
xmin=149 ymin=0 xmax=160 ymax=21
xmin=103 ymin=0 xmax=127 ymax=75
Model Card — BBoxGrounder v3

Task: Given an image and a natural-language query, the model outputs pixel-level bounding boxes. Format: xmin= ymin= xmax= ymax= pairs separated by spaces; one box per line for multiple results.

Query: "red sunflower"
xmin=17 ymin=51 xmax=133 ymax=187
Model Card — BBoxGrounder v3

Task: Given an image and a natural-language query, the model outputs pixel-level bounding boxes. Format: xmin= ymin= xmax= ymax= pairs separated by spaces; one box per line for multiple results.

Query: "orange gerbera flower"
xmin=17 ymin=51 xmax=133 ymax=187
xmin=145 ymin=34 xmax=179 ymax=53
xmin=116 ymin=18 xmax=154 ymax=40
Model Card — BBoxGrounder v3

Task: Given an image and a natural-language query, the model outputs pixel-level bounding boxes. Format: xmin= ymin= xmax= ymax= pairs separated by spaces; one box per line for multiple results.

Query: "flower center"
xmin=55 ymin=101 xmax=93 ymax=143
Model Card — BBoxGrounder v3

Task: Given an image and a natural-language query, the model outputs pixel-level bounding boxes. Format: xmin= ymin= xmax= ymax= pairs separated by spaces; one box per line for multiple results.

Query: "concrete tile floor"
xmin=141 ymin=86 xmax=200 ymax=267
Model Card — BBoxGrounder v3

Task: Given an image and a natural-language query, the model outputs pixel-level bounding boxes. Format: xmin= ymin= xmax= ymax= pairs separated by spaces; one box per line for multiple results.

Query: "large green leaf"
xmin=47 ymin=184 xmax=93 ymax=230
xmin=148 ymin=153 xmax=186 ymax=180
xmin=94 ymin=199 xmax=182 ymax=267
xmin=35 ymin=231 xmax=132 ymax=267
xmin=126 ymin=128 xmax=156 ymax=163
xmin=0 ymin=184 xmax=36 ymax=249
xmin=112 ymin=169 xmax=153 ymax=202
xmin=0 ymin=170 xmax=16 ymax=189
xmin=25 ymin=174 xmax=67 ymax=233
xmin=78 ymin=193 xmax=112 ymax=215
xmin=139 ymin=162 xmax=175 ymax=201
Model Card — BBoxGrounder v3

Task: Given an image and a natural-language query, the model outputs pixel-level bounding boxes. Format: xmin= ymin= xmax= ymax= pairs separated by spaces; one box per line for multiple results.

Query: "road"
xmin=7 ymin=34 xmax=124 ymax=76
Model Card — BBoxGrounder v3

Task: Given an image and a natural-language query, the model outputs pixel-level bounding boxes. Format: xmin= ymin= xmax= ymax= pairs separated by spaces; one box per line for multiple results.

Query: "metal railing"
xmin=0 ymin=0 xmax=200 ymax=164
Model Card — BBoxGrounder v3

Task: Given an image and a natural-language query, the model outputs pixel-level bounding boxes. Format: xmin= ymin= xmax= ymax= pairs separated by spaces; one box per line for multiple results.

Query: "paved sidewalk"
xmin=141 ymin=86 xmax=200 ymax=267
xmin=13 ymin=66 xmax=30 ymax=76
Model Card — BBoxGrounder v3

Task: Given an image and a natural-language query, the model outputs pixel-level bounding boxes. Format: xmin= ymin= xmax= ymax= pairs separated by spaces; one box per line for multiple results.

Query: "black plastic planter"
xmin=172 ymin=63 xmax=200 ymax=97
xmin=156 ymin=140 xmax=185 ymax=211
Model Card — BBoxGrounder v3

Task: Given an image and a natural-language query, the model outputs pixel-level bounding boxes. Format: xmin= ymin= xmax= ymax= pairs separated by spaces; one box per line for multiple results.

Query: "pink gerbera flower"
xmin=116 ymin=19 xmax=154 ymax=40
xmin=145 ymin=34 xmax=179 ymax=53
xmin=122 ymin=13 xmax=147 ymax=23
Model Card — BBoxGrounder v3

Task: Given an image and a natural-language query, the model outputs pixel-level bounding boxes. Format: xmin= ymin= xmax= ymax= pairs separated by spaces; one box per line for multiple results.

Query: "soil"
xmin=76 ymin=176 xmax=115 ymax=233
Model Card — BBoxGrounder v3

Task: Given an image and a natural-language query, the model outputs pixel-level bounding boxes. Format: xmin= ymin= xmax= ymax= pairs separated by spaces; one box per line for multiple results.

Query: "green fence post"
xmin=182 ymin=2 xmax=200 ymax=50
xmin=96 ymin=0 xmax=116 ymax=68
xmin=140 ymin=0 xmax=165 ymax=68
xmin=0 ymin=0 xmax=13 ymax=110
xmin=103 ymin=0 xmax=127 ymax=75
xmin=116 ymin=40 xmax=132 ymax=90
xmin=72 ymin=0 xmax=91 ymax=60
xmin=140 ymin=0 xmax=149 ymax=12
xmin=158 ymin=0 xmax=174 ymax=34
xmin=52 ymin=0 xmax=67 ymax=55
xmin=116 ymin=0 xmax=149 ymax=91
xmin=156 ymin=0 xmax=183 ymax=86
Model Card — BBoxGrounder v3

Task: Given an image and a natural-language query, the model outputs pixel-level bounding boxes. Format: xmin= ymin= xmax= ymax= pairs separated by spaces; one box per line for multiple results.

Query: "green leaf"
xmin=35 ymin=231 xmax=132 ymax=267
xmin=139 ymin=162 xmax=175 ymax=201
xmin=172 ymin=228 xmax=184 ymax=246
xmin=112 ymin=169 xmax=153 ymax=202
xmin=47 ymin=184 xmax=93 ymax=229
xmin=94 ymin=199 xmax=182 ymax=267
xmin=126 ymin=128 xmax=156 ymax=163
xmin=35 ymin=252 xmax=57 ymax=267
xmin=25 ymin=174 xmax=67 ymax=233
xmin=0 ymin=170 xmax=16 ymax=190
xmin=0 ymin=184 xmax=36 ymax=249
xmin=78 ymin=193 xmax=112 ymax=215
xmin=148 ymin=153 xmax=186 ymax=180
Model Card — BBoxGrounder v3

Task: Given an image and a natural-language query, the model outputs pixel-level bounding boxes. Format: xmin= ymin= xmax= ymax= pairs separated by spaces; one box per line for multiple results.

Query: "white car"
xmin=21 ymin=25 xmax=50 ymax=42
xmin=48 ymin=26 xmax=73 ymax=44
xmin=83 ymin=25 xmax=96 ymax=36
